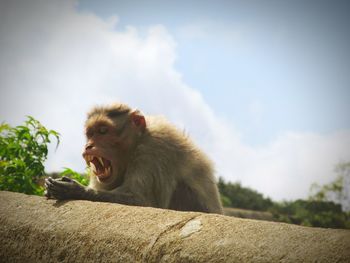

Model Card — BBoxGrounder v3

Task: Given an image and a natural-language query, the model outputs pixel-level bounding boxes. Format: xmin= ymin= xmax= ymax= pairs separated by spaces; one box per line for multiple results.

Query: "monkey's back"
xmin=135 ymin=116 xmax=223 ymax=214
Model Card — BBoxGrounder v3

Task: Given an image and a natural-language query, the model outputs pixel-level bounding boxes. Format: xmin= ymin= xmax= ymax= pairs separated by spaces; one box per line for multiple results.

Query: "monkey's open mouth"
xmin=85 ymin=155 xmax=112 ymax=181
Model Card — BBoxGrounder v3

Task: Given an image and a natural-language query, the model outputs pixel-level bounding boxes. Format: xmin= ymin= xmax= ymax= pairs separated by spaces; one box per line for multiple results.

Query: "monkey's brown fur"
xmin=45 ymin=103 xmax=223 ymax=214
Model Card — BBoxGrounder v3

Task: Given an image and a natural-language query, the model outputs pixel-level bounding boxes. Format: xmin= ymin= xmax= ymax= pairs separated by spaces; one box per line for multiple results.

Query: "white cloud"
xmin=1 ymin=0 xmax=350 ymax=201
xmin=236 ymin=131 xmax=350 ymax=200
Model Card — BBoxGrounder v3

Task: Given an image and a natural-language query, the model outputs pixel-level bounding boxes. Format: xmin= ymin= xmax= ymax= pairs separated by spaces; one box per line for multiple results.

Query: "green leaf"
xmin=0 ymin=117 xmax=61 ymax=195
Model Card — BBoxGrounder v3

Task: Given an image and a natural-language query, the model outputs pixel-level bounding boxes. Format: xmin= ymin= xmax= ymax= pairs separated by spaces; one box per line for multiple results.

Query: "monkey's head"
xmin=82 ymin=103 xmax=146 ymax=187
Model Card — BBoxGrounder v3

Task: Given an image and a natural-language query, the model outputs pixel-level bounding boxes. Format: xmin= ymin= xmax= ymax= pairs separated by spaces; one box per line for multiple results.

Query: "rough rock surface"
xmin=0 ymin=191 xmax=349 ymax=263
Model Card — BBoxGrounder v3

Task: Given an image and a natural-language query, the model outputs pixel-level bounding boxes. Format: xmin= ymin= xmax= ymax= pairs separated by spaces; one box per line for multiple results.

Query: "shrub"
xmin=60 ymin=167 xmax=89 ymax=186
xmin=0 ymin=117 xmax=59 ymax=195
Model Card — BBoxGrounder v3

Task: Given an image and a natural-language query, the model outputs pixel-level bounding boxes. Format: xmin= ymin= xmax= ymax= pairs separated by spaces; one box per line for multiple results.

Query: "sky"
xmin=1 ymin=0 xmax=350 ymax=201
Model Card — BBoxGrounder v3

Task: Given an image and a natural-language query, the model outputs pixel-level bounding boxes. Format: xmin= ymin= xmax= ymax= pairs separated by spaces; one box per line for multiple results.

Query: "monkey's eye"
xmin=98 ymin=126 xmax=108 ymax=135
xmin=86 ymin=130 xmax=93 ymax=138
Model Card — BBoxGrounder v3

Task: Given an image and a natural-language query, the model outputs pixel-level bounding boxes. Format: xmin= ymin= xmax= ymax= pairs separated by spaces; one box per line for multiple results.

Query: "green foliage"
xmin=270 ymin=200 xmax=350 ymax=229
xmin=310 ymin=161 xmax=350 ymax=212
xmin=60 ymin=167 xmax=89 ymax=186
xmin=220 ymin=193 xmax=232 ymax=207
xmin=218 ymin=177 xmax=273 ymax=211
xmin=0 ymin=117 xmax=59 ymax=195
xmin=218 ymin=176 xmax=350 ymax=229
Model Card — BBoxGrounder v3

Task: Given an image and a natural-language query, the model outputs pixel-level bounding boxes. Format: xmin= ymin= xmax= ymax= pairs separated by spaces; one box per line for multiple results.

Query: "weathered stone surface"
xmin=223 ymin=207 xmax=275 ymax=221
xmin=0 ymin=191 xmax=349 ymax=263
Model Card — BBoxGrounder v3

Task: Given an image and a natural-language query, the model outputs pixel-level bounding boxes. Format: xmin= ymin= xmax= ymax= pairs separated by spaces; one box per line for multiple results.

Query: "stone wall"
xmin=0 ymin=191 xmax=349 ymax=262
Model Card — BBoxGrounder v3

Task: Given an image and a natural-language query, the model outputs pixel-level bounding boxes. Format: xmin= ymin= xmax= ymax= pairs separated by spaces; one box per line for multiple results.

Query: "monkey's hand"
xmin=45 ymin=176 xmax=87 ymax=200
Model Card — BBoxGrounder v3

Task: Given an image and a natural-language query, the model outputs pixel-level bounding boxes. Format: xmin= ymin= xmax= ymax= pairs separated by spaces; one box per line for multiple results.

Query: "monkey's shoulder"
xmin=145 ymin=115 xmax=193 ymax=146
xmin=139 ymin=116 xmax=212 ymax=167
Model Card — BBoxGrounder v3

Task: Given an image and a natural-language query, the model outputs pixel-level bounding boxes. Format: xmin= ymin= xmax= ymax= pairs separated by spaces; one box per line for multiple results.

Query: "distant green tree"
xmin=218 ymin=177 xmax=273 ymax=211
xmin=218 ymin=176 xmax=350 ymax=229
xmin=270 ymin=199 xmax=350 ymax=229
xmin=310 ymin=161 xmax=350 ymax=212
xmin=220 ymin=193 xmax=232 ymax=207
xmin=0 ymin=117 xmax=59 ymax=195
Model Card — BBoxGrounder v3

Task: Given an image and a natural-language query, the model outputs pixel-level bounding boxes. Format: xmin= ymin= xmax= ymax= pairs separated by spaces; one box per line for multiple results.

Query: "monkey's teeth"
xmin=90 ymin=162 xmax=97 ymax=173
xmin=86 ymin=155 xmax=93 ymax=162
xmin=98 ymin=157 xmax=104 ymax=167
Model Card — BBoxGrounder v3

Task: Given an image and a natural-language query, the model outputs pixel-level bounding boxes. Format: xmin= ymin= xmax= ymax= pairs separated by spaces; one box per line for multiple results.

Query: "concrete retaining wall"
xmin=0 ymin=191 xmax=349 ymax=262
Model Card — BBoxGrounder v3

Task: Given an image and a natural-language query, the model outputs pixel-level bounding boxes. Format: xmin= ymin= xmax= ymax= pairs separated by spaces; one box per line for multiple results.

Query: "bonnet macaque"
xmin=45 ymin=103 xmax=223 ymax=214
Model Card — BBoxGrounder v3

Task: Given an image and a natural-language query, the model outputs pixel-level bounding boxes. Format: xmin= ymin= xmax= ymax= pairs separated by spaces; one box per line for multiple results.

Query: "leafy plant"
xmin=60 ymin=167 xmax=89 ymax=186
xmin=0 ymin=116 xmax=59 ymax=195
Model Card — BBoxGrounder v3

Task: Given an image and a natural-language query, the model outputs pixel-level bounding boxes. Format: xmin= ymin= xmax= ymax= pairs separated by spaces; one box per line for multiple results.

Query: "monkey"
xmin=45 ymin=103 xmax=223 ymax=214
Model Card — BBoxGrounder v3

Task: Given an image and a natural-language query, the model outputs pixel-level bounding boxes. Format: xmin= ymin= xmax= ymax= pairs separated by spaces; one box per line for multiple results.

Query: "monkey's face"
xmin=82 ymin=109 xmax=146 ymax=186
xmin=83 ymin=123 xmax=119 ymax=184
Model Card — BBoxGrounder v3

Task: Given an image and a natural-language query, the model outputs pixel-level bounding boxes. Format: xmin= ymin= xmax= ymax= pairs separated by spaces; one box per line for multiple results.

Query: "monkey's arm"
xmin=45 ymin=177 xmax=142 ymax=206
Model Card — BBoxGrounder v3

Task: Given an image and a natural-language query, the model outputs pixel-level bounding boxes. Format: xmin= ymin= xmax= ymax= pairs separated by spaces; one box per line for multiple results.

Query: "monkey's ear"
xmin=131 ymin=110 xmax=146 ymax=130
